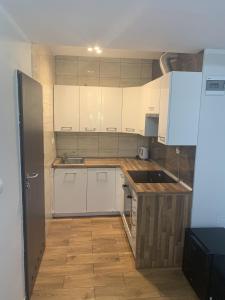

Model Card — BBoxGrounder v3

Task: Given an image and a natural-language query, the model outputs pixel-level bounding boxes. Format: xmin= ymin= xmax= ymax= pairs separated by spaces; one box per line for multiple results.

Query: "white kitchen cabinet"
xmin=101 ymin=87 xmax=122 ymax=132
xmin=122 ymin=87 xmax=142 ymax=134
xmin=54 ymin=85 xmax=79 ymax=132
xmin=87 ymin=168 xmax=116 ymax=212
xmin=54 ymin=168 xmax=87 ymax=215
xmin=158 ymin=71 xmax=202 ymax=145
xmin=79 ymin=86 xmax=101 ymax=132
xmin=115 ymin=168 xmax=125 ymax=214
xmin=148 ymin=77 xmax=161 ymax=114
xmin=142 ymin=78 xmax=160 ymax=116
xmin=139 ymin=78 xmax=160 ymax=137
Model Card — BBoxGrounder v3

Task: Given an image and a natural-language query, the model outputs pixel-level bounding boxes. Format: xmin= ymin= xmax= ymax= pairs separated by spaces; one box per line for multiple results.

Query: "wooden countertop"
xmin=52 ymin=158 xmax=191 ymax=194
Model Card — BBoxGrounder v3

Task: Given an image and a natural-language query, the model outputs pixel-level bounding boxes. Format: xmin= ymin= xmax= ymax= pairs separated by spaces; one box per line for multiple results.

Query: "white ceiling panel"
xmin=0 ymin=0 xmax=225 ymax=53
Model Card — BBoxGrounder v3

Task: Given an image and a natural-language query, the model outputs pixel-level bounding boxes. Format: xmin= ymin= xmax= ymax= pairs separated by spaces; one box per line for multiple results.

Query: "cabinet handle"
xmin=126 ymin=128 xmax=135 ymax=133
xmin=148 ymin=106 xmax=155 ymax=112
xmin=96 ymin=172 xmax=108 ymax=181
xmin=64 ymin=172 xmax=77 ymax=181
xmin=106 ymin=127 xmax=117 ymax=132
xmin=85 ymin=128 xmax=96 ymax=132
xmin=132 ymin=210 xmax=137 ymax=217
xmin=64 ymin=172 xmax=77 ymax=175
xmin=159 ymin=136 xmax=166 ymax=142
xmin=61 ymin=126 xmax=72 ymax=131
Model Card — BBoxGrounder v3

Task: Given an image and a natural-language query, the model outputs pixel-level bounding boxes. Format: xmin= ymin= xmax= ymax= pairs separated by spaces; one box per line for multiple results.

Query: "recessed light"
xmin=96 ymin=49 xmax=102 ymax=54
xmin=87 ymin=47 xmax=93 ymax=52
xmin=94 ymin=46 xmax=100 ymax=51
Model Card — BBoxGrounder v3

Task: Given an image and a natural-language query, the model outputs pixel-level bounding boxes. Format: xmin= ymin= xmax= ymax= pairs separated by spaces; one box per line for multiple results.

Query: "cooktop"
xmin=127 ymin=170 xmax=177 ymax=184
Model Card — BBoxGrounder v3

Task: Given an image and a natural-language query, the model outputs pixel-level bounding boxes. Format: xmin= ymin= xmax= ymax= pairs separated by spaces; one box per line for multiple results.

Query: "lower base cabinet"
xmin=134 ymin=192 xmax=192 ymax=268
xmin=54 ymin=168 xmax=87 ymax=214
xmin=53 ymin=167 xmax=119 ymax=215
xmin=87 ymin=168 xmax=116 ymax=212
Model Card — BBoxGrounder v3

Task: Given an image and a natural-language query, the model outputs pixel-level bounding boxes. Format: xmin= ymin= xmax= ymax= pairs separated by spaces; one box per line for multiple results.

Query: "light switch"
xmin=0 ymin=178 xmax=3 ymax=194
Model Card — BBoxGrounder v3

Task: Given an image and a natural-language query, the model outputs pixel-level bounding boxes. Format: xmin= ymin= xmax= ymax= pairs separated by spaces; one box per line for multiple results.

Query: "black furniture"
xmin=182 ymin=227 xmax=225 ymax=300
xmin=211 ymin=255 xmax=225 ymax=299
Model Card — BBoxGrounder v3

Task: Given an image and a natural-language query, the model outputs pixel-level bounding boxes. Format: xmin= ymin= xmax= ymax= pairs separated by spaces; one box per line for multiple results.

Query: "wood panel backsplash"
xmin=55 ymin=56 xmax=153 ymax=87
xmin=55 ymin=132 xmax=149 ymax=158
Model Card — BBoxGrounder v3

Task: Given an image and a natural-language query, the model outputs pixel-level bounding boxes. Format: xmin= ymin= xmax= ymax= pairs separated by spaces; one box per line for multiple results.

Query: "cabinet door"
xmin=54 ymin=168 xmax=87 ymax=214
xmin=122 ymin=87 xmax=141 ymax=134
xmin=80 ymin=86 xmax=101 ymax=132
xmin=158 ymin=73 xmax=170 ymax=144
xmin=101 ymin=87 xmax=122 ymax=132
xmin=148 ymin=78 xmax=160 ymax=114
xmin=115 ymin=168 xmax=125 ymax=214
xmin=54 ymin=85 xmax=79 ymax=132
xmin=87 ymin=168 xmax=116 ymax=212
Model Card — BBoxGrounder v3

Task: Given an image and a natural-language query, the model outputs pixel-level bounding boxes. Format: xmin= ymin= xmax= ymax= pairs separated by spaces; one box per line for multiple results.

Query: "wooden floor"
xmin=32 ymin=216 xmax=198 ymax=300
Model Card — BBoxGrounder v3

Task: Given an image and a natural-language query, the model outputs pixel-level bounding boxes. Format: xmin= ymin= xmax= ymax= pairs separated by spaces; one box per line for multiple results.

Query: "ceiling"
xmin=50 ymin=45 xmax=162 ymax=59
xmin=1 ymin=0 xmax=225 ymax=55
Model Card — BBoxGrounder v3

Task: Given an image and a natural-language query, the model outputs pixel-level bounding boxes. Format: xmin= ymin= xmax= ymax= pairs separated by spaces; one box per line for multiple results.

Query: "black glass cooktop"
xmin=128 ymin=170 xmax=177 ymax=184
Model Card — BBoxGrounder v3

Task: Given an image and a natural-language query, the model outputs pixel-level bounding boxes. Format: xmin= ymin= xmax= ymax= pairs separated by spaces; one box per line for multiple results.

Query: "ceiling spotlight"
xmin=87 ymin=47 xmax=93 ymax=52
xmin=94 ymin=46 xmax=100 ymax=51
xmin=96 ymin=49 xmax=102 ymax=54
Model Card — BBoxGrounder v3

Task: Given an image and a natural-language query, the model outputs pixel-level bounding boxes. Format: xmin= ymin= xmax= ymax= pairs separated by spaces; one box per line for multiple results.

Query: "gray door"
xmin=17 ymin=71 xmax=45 ymax=299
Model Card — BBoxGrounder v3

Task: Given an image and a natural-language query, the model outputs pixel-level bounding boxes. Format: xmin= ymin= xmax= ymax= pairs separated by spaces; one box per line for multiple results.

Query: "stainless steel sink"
xmin=62 ymin=157 xmax=85 ymax=164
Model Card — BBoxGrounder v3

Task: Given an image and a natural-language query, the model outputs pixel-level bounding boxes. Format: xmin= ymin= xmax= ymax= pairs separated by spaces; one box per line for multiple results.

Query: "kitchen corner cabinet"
xmin=54 ymin=85 xmax=79 ymax=132
xmin=87 ymin=168 xmax=116 ymax=212
xmin=101 ymin=87 xmax=122 ymax=132
xmin=79 ymin=86 xmax=101 ymax=132
xmin=135 ymin=192 xmax=192 ymax=269
xmin=158 ymin=71 xmax=202 ymax=145
xmin=142 ymin=78 xmax=160 ymax=115
xmin=122 ymin=87 xmax=142 ymax=134
xmin=148 ymin=77 xmax=161 ymax=114
xmin=54 ymin=168 xmax=87 ymax=214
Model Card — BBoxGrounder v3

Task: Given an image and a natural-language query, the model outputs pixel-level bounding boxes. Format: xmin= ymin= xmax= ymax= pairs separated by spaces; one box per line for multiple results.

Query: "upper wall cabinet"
xmin=122 ymin=87 xmax=142 ymax=134
xmin=101 ymin=87 xmax=122 ymax=132
xmin=139 ymin=78 xmax=160 ymax=137
xmin=79 ymin=86 xmax=101 ymax=132
xmin=142 ymin=78 xmax=160 ymax=115
xmin=158 ymin=71 xmax=202 ymax=145
xmin=54 ymin=85 xmax=79 ymax=132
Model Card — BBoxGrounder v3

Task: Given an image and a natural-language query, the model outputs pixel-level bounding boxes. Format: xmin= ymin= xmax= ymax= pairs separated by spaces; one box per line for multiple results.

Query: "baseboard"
xmin=52 ymin=211 xmax=121 ymax=218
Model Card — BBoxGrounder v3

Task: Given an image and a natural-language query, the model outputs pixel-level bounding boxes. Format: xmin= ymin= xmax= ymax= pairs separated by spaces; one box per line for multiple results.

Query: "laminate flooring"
xmin=32 ymin=216 xmax=198 ymax=300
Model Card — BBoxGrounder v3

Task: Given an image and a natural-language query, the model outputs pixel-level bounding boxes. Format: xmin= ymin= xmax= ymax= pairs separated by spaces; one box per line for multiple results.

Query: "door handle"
xmin=26 ymin=172 xmax=39 ymax=179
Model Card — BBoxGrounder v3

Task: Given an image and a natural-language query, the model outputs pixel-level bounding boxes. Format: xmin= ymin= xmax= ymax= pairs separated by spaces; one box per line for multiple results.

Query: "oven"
xmin=122 ymin=181 xmax=137 ymax=256
xmin=122 ymin=183 xmax=132 ymax=232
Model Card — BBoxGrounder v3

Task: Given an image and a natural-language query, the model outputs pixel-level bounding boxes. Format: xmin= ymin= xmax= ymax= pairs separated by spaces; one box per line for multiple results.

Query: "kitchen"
xmin=1 ymin=1 xmax=225 ymax=300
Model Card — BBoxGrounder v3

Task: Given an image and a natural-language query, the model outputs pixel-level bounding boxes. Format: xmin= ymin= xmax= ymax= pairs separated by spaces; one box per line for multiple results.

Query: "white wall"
xmin=0 ymin=5 xmax=31 ymax=300
xmin=192 ymin=49 xmax=225 ymax=227
xmin=31 ymin=45 xmax=56 ymax=224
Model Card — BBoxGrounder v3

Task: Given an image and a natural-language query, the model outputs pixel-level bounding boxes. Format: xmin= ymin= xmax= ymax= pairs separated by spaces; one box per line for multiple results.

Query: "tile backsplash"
xmin=150 ymin=138 xmax=196 ymax=187
xmin=55 ymin=133 xmax=196 ymax=187
xmin=55 ymin=56 xmax=154 ymax=87
xmin=55 ymin=132 xmax=149 ymax=158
